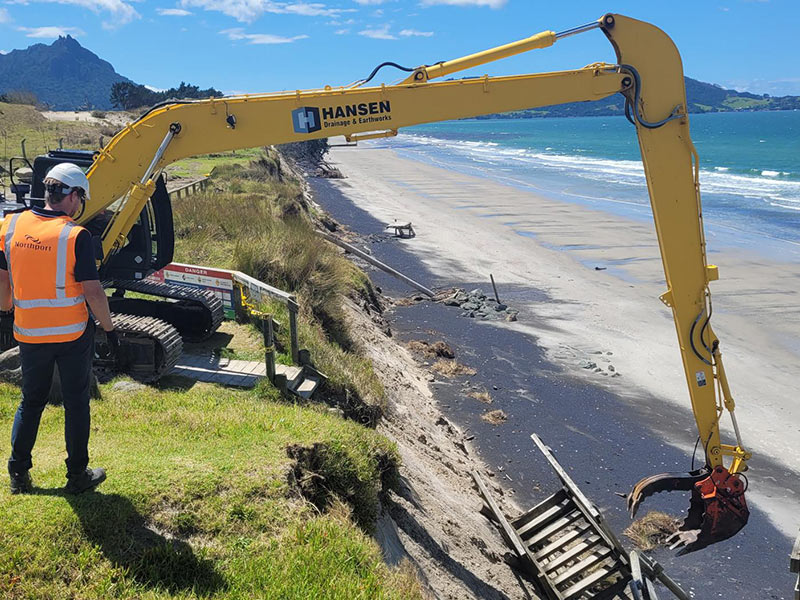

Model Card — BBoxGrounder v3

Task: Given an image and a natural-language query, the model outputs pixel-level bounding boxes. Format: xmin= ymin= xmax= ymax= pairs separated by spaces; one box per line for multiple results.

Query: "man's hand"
xmin=106 ymin=330 xmax=120 ymax=358
xmin=81 ymin=280 xmax=114 ymax=332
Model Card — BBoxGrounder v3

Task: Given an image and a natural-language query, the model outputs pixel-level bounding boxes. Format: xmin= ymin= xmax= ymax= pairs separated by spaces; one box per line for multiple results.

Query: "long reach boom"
xmin=83 ymin=14 xmax=750 ymax=554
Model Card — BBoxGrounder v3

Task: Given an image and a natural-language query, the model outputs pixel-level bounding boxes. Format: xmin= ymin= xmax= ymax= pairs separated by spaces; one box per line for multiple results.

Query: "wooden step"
xmin=515 ymin=496 xmax=573 ymax=539
xmin=296 ymin=376 xmax=320 ymax=399
xmin=275 ymin=364 xmax=303 ymax=388
xmin=544 ymin=534 xmax=603 ymax=573
xmin=552 ymin=546 xmax=613 ymax=586
xmin=560 ymin=561 xmax=619 ymax=600
xmin=534 ymin=524 xmax=592 ymax=561
xmin=512 ymin=489 xmax=568 ymax=529
xmin=524 ymin=509 xmax=584 ymax=546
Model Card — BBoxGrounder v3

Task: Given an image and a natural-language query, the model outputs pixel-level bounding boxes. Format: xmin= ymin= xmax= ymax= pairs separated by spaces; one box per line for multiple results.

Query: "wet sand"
xmin=309 ymin=142 xmax=800 ymax=599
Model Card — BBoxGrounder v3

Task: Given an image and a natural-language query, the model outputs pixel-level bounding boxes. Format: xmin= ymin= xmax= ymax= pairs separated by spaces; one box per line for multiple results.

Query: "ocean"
xmin=365 ymin=111 xmax=800 ymax=259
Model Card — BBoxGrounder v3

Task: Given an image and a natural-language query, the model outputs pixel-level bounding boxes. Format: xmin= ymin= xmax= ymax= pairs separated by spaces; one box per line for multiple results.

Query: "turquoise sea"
xmin=366 ymin=111 xmax=800 ymax=259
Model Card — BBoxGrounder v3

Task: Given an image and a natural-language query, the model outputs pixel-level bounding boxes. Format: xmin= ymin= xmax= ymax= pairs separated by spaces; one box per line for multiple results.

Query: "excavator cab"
xmin=15 ymin=148 xmax=175 ymax=281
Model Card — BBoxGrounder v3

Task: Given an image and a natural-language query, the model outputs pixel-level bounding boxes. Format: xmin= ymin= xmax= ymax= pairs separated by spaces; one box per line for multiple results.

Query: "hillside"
xmin=477 ymin=76 xmax=800 ymax=119
xmin=3 ymin=35 xmax=799 ymax=116
xmin=0 ymin=36 xmax=132 ymax=110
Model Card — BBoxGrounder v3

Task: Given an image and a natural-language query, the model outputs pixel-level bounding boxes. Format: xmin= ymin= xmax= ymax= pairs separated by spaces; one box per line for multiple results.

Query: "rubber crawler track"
xmin=109 ymin=279 xmax=224 ymax=341
xmin=110 ymin=312 xmax=183 ymax=382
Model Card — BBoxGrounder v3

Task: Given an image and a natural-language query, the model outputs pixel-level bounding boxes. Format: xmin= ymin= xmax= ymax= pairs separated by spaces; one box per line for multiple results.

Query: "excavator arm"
xmin=81 ymin=13 xmax=750 ymax=553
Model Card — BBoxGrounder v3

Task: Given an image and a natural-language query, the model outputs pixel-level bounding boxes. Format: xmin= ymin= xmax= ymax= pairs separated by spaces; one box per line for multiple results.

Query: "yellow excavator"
xmin=1 ymin=13 xmax=750 ymax=555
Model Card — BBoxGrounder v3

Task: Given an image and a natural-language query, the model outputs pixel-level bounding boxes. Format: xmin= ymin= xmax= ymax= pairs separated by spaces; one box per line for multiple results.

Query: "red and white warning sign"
xmin=149 ymin=263 xmax=236 ymax=319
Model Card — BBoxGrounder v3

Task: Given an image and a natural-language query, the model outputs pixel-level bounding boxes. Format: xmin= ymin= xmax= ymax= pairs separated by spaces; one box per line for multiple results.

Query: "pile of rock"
xmin=442 ymin=288 xmax=518 ymax=322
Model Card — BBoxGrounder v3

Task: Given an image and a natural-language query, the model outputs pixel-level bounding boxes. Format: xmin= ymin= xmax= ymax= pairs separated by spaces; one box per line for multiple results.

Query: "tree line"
xmin=110 ymin=81 xmax=223 ymax=110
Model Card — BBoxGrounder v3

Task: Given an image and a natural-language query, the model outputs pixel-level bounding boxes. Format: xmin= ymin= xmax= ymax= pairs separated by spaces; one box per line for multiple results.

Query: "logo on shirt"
xmin=25 ymin=234 xmax=41 ymax=244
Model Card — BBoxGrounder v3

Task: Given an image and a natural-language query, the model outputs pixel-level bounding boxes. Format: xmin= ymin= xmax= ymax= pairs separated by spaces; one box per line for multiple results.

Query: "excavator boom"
xmin=37 ymin=13 xmax=755 ymax=552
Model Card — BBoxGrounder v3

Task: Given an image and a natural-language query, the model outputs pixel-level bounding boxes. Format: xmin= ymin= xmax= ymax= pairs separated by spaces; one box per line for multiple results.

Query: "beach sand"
xmin=322 ymin=140 xmax=800 ymax=541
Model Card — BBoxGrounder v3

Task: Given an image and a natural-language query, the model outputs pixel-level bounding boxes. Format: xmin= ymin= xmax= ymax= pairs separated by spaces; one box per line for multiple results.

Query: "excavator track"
xmin=98 ymin=313 xmax=184 ymax=382
xmin=106 ymin=279 xmax=224 ymax=342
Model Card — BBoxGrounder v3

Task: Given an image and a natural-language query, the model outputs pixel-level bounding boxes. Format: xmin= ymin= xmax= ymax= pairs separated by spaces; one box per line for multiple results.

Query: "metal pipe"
xmin=317 ymin=230 xmax=435 ymax=297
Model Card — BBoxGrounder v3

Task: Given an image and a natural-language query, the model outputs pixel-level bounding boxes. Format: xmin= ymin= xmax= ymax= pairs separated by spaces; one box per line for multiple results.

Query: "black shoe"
xmin=65 ymin=467 xmax=106 ymax=494
xmin=10 ymin=471 xmax=32 ymax=495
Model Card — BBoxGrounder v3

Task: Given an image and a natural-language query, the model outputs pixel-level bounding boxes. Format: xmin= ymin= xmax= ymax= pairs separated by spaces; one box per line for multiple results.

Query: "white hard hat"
xmin=45 ymin=163 xmax=90 ymax=199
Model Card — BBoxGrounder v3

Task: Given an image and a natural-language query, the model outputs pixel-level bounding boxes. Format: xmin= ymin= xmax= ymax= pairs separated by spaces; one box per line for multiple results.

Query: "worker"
xmin=0 ymin=163 xmax=117 ymax=495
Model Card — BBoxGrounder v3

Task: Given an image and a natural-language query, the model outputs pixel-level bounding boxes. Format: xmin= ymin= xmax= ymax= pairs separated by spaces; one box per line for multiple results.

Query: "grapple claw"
xmin=626 ymin=466 xmax=749 ymax=555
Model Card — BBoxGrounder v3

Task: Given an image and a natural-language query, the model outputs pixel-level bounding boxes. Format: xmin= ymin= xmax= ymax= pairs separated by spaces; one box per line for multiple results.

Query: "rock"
xmin=112 ymin=381 xmax=146 ymax=393
xmin=461 ymin=302 xmax=480 ymax=311
xmin=593 ymin=367 xmax=603 ymax=373
xmin=578 ymin=360 xmax=597 ymax=369
xmin=494 ymin=304 xmax=508 ymax=312
xmin=608 ymin=364 xmax=615 ymax=372
xmin=426 ymin=374 xmax=435 ymax=382
xmin=468 ymin=288 xmax=486 ymax=298
xmin=506 ymin=312 xmax=518 ymax=322
xmin=443 ymin=297 xmax=461 ymax=307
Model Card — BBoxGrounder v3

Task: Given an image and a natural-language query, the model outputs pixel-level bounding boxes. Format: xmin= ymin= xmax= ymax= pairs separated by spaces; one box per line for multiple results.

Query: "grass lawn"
xmin=0 ymin=380 xmax=421 ymax=599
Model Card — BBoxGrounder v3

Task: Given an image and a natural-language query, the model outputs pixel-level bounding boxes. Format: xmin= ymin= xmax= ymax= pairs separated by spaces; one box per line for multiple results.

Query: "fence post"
xmin=288 ymin=297 xmax=299 ymax=364
xmin=262 ymin=315 xmax=275 ymax=383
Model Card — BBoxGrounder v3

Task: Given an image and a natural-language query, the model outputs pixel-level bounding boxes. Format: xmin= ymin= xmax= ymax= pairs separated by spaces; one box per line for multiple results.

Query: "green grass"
xmin=722 ymin=96 xmax=771 ymax=110
xmin=0 ymin=103 xmax=106 ymax=173
xmin=0 ymin=381 xmax=420 ymax=599
xmin=166 ymin=150 xmax=264 ymax=180
xmin=173 ymin=151 xmax=384 ymax=412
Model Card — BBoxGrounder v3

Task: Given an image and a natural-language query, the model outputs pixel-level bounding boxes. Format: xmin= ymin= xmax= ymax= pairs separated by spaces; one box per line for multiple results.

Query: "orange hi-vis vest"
xmin=1 ymin=210 xmax=89 ymax=343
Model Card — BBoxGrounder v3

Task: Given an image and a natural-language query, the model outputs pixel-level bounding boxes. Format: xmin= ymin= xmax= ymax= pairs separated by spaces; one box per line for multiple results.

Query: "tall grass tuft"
xmin=173 ymin=150 xmax=384 ymax=408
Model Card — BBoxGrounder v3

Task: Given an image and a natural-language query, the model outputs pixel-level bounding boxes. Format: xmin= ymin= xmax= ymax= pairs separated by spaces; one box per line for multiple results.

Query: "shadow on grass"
xmin=33 ymin=487 xmax=226 ymax=595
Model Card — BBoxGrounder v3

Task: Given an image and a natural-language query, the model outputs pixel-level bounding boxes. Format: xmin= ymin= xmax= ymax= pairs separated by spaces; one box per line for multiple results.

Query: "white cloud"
xmin=183 ymin=0 xmax=351 ymax=22
xmin=220 ymin=27 xmax=309 ymax=44
xmin=334 ymin=28 xmax=349 ymax=34
xmin=399 ymin=28 xmax=432 ymax=37
xmin=9 ymin=0 xmax=139 ymax=27
xmin=18 ymin=25 xmax=86 ymax=38
xmin=421 ymin=0 xmax=506 ymax=7
xmin=358 ymin=24 xmax=395 ymax=39
xmin=354 ymin=0 xmax=388 ymax=4
xmin=0 ymin=7 xmax=11 ymax=23
xmin=157 ymin=8 xmax=192 ymax=16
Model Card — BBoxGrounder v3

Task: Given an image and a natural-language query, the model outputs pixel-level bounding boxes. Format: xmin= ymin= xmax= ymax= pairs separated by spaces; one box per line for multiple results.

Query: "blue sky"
xmin=1 ymin=0 xmax=798 ymax=96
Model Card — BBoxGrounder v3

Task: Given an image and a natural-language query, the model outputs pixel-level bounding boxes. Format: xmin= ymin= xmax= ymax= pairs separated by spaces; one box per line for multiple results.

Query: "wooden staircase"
xmin=473 ymin=434 xmax=689 ymax=600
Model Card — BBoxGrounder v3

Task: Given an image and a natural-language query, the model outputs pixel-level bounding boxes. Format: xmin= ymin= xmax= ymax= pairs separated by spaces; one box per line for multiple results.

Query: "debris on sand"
xmin=481 ymin=409 xmax=507 ymax=425
xmin=468 ymin=390 xmax=493 ymax=404
xmin=623 ymin=511 xmax=681 ymax=551
xmin=441 ymin=288 xmax=518 ymax=321
xmin=406 ymin=340 xmax=455 ymax=359
xmin=431 ymin=360 xmax=476 ymax=377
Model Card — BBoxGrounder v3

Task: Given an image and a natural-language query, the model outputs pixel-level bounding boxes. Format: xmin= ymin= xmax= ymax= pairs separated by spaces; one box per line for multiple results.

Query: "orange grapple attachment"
xmin=626 ymin=465 xmax=749 ymax=555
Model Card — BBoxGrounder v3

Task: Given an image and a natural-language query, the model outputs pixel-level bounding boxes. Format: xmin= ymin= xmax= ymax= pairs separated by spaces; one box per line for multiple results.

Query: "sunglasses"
xmin=45 ymin=183 xmax=86 ymax=199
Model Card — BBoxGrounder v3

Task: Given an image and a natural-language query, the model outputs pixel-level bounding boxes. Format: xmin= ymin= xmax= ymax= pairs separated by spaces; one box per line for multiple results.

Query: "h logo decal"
xmin=292 ymin=107 xmax=321 ymax=134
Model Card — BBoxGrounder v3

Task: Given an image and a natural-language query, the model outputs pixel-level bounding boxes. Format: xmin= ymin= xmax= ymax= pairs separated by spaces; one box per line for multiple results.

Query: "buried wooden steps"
xmin=472 ymin=434 xmax=690 ymax=600
xmin=274 ymin=363 xmax=321 ymax=399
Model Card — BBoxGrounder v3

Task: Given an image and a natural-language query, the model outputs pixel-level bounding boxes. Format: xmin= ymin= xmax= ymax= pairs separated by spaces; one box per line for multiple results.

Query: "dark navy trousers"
xmin=7 ymin=320 xmax=94 ymax=477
